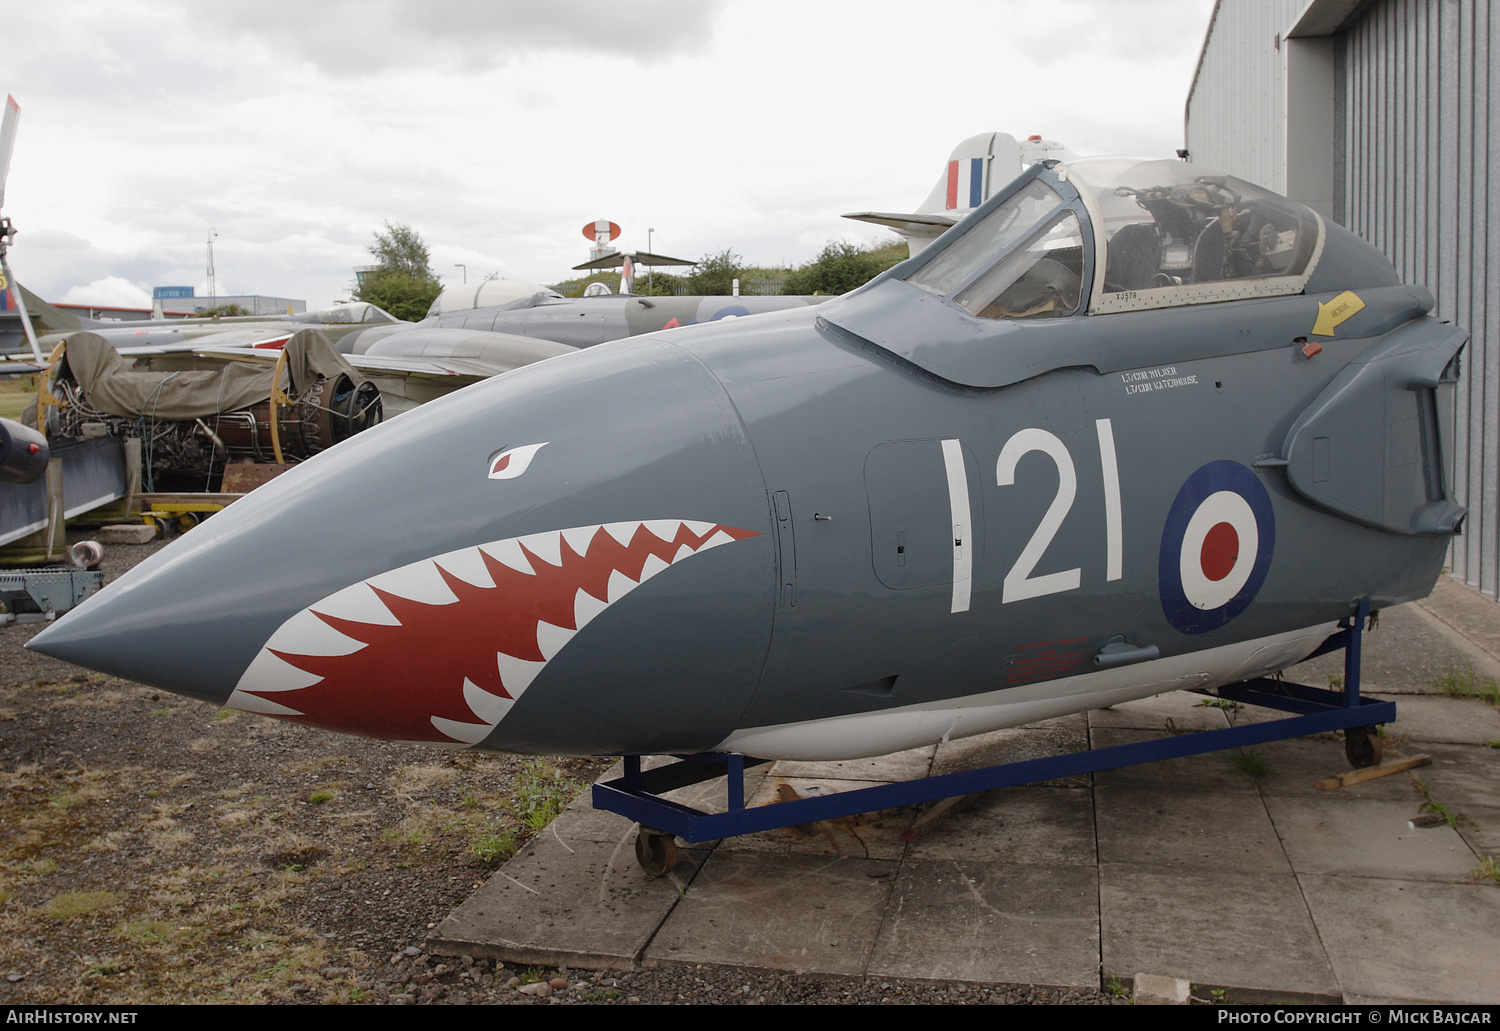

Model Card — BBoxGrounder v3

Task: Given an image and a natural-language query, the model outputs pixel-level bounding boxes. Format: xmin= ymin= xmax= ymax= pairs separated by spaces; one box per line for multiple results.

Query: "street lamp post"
xmin=454 ymin=263 xmax=466 ymax=284
xmin=647 ymin=227 xmax=654 ymax=295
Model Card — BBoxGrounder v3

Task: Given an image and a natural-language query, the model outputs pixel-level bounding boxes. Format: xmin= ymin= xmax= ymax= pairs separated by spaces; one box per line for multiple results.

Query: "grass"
xmin=1472 ymin=855 xmax=1500 ymax=885
xmin=515 ymin=760 xmax=584 ymax=834
xmin=44 ymin=890 xmax=116 ymax=919
xmin=1227 ymin=748 xmax=1277 ymax=779
xmin=1430 ymin=663 xmax=1500 ymax=705
xmin=1418 ymin=798 xmax=1477 ymax=830
xmin=306 ymin=789 xmax=336 ymax=805
xmin=469 ymin=828 xmax=517 ymax=867
xmin=0 ymin=375 xmax=37 ymax=422
xmin=1194 ymin=697 xmax=1244 ymax=714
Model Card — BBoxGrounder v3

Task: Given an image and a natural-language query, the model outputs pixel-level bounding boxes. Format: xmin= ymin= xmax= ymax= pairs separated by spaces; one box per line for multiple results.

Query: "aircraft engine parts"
xmin=37 ymin=329 xmax=382 ymax=490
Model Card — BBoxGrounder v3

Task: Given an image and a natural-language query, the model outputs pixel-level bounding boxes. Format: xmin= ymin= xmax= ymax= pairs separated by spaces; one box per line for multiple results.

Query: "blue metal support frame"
xmin=594 ymin=604 xmax=1388 ymax=845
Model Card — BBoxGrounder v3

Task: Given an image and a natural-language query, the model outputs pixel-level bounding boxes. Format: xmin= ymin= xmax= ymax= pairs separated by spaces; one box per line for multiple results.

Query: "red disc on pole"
xmin=582 ymin=220 xmax=621 ymax=242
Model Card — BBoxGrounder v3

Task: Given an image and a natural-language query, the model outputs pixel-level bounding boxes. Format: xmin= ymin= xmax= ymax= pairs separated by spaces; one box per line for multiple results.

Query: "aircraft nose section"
xmin=29 ymin=339 xmax=776 ymax=753
xmin=25 ymin=539 xmax=278 ymax=704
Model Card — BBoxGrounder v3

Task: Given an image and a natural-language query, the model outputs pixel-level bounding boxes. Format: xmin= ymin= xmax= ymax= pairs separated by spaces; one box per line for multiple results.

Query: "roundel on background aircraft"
xmin=1159 ymin=461 xmax=1276 ymax=635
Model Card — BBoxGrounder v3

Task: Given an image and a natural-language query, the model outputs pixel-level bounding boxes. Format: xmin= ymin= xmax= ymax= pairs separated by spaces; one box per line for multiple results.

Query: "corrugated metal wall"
xmin=1339 ymin=0 xmax=1499 ymax=595
xmin=1185 ymin=0 xmax=1304 ymax=192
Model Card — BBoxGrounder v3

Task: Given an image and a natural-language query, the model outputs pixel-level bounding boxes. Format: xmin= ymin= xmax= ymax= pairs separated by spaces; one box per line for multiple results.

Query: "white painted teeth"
xmin=519 ymin=531 xmax=563 ymax=567
xmin=573 ymin=588 xmax=609 ymax=631
xmin=606 ymin=568 xmax=637 ymax=604
xmin=461 ymin=677 xmax=513 ymax=725
xmin=480 ymin=537 xmax=534 ymax=574
xmin=434 ymin=548 xmax=495 ymax=589
xmin=312 ymin=581 xmax=400 ymax=626
xmin=235 ymin=518 xmax=746 ymax=745
xmin=366 ymin=559 xmax=459 ymax=606
xmin=642 ymin=519 xmax=678 ymax=542
xmin=428 ymin=716 xmax=495 ymax=745
xmin=601 ymin=521 xmax=637 ymax=547
xmin=495 ymin=652 xmax=545 ymax=694
xmin=560 ymin=524 xmax=601 ymax=557
xmin=534 ymin=620 xmax=576 ymax=661
xmin=639 ymin=553 xmax=670 ymax=582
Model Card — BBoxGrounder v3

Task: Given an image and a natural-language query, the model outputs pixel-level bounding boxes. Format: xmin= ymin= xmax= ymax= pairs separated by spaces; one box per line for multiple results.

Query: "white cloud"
xmin=59 ymin=277 xmax=152 ymax=310
xmin=2 ymin=0 xmax=1219 ymax=306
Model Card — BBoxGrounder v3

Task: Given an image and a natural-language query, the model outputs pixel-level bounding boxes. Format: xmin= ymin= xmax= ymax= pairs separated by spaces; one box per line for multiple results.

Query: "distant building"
xmin=1185 ymin=0 xmax=1500 ymax=597
xmin=150 ymin=285 xmax=305 ymax=317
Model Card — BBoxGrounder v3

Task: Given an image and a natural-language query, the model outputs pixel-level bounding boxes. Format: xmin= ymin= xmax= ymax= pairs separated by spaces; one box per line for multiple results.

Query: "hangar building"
xmin=1185 ymin=0 xmax=1499 ymax=598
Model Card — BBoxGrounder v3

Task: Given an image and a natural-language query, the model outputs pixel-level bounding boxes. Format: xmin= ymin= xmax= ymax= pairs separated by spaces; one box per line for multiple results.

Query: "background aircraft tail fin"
xmin=844 ymin=131 xmax=1078 ymax=257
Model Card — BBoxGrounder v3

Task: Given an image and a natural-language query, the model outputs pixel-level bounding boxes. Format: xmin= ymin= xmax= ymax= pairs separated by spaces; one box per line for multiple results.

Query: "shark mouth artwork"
xmin=227 ymin=520 xmax=759 ymax=745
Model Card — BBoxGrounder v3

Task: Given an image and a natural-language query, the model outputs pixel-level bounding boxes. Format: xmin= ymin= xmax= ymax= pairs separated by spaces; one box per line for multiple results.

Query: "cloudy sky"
xmin=2 ymin=0 xmax=1217 ymax=310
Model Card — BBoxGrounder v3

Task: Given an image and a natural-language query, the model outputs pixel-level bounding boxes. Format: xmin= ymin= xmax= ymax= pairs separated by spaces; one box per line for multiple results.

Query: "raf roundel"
xmin=1158 ymin=460 xmax=1276 ymax=635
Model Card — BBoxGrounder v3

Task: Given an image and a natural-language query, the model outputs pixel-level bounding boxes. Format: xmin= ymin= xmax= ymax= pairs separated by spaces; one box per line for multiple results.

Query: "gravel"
xmin=0 ymin=537 xmax=1117 ymax=1005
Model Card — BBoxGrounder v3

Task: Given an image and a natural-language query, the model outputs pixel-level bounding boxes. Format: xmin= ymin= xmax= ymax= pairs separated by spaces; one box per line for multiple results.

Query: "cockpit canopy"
xmin=289 ymin=302 xmax=401 ymax=326
xmin=426 ymin=279 xmax=563 ymax=318
xmin=901 ymin=157 xmax=1323 ymax=319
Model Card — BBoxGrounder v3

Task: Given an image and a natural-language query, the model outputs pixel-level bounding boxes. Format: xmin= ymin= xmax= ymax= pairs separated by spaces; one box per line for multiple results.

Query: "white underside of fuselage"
xmin=714 ymin=622 xmax=1339 ymax=761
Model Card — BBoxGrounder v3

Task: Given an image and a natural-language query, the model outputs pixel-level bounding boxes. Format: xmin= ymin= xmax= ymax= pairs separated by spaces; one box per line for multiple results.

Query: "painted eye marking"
xmin=488 ymin=442 xmax=548 ymax=480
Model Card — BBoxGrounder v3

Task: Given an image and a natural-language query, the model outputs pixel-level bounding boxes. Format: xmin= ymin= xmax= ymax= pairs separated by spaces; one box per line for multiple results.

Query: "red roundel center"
xmin=1200 ymin=522 xmax=1240 ymax=581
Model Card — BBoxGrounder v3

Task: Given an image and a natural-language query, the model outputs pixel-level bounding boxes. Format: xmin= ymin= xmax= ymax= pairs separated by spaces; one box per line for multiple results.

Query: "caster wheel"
xmin=1344 ymin=727 xmax=1383 ymax=769
xmin=177 ymin=513 xmax=200 ymax=533
xmin=634 ymin=828 xmax=677 ymax=877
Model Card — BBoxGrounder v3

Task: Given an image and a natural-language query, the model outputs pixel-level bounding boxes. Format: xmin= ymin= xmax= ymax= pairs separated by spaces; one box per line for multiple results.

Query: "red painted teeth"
xmin=228 ymin=520 xmax=759 ymax=745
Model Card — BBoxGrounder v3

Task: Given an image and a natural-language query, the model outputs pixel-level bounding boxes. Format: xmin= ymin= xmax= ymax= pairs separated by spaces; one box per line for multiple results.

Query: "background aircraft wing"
xmin=572 ymin=249 xmax=698 ymax=270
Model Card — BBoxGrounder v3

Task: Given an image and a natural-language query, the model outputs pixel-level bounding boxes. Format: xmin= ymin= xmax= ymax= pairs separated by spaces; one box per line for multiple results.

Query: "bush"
xmin=782 ymin=240 xmax=908 ymax=296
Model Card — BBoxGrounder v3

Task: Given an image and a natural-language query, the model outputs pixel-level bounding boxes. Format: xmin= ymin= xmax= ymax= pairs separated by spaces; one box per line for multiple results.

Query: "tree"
xmin=686 ymin=249 xmax=744 ymax=296
xmin=196 ymin=303 xmax=250 ymax=318
xmin=355 ymin=221 xmax=443 ymax=321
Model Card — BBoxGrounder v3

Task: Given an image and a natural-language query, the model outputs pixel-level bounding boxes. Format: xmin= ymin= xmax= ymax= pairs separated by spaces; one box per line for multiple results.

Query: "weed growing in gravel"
xmin=1228 ymin=749 xmax=1276 ymax=779
xmin=515 ymin=761 xmax=583 ymax=833
xmin=470 ymin=829 xmax=518 ymax=867
xmin=307 ymin=789 xmax=335 ymax=805
xmin=1430 ymin=663 xmax=1500 ymax=705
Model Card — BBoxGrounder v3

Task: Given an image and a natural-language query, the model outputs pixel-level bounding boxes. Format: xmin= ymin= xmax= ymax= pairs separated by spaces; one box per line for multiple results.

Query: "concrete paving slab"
xmin=1298 ymin=873 xmax=1500 ymax=1004
xmin=931 ymin=723 xmax=1091 ymax=788
xmin=1093 ymin=781 xmax=1288 ymax=875
xmin=1089 ymin=726 xmax=1262 ymax=793
xmin=866 ymin=860 xmax=1098 ymax=988
xmin=436 ymin=584 xmax=1500 ymax=1003
xmin=1454 ymin=804 xmax=1500 ymax=860
xmin=1419 ymin=575 xmax=1500 ymax=674
xmin=905 ymin=784 xmax=1095 ymax=866
xmin=1088 ymin=690 xmax=1233 ymax=732
xmin=645 ymin=850 xmax=898 ymax=975
xmin=1382 ymin=693 xmax=1500 ymax=745
xmin=429 ymin=831 xmax=708 ymax=970
xmin=1287 ymin=599 xmax=1493 ymax=694
xmin=730 ymin=775 xmax=913 ymax=860
xmin=1099 ymin=864 xmax=1340 ymax=1001
xmin=771 ymin=744 xmax=934 ymax=783
xmin=1262 ymin=796 xmax=1477 ymax=881
xmin=1248 ymin=735 xmax=1428 ymax=801
xmin=1410 ymin=741 xmax=1500 ymax=809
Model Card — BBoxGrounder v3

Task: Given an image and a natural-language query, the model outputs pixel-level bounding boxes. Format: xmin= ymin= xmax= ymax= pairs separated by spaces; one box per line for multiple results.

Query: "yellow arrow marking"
xmin=1313 ymin=290 xmax=1366 ymax=336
